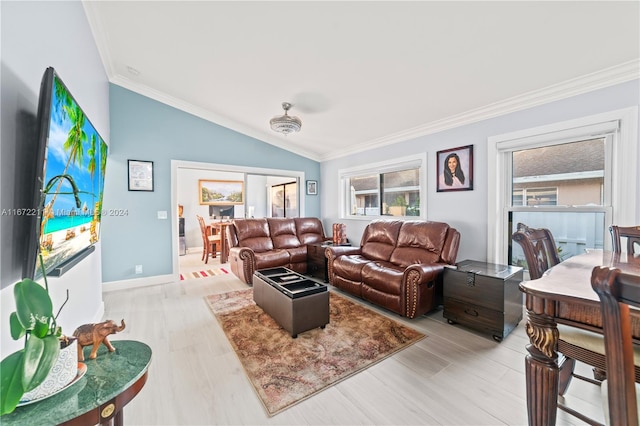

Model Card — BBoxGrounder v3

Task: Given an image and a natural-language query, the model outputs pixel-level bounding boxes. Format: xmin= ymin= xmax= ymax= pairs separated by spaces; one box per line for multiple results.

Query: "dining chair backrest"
xmin=196 ymin=215 xmax=207 ymax=238
xmin=610 ymin=225 xmax=640 ymax=255
xmin=512 ymin=222 xmax=562 ymax=280
xmin=591 ymin=266 xmax=640 ymax=426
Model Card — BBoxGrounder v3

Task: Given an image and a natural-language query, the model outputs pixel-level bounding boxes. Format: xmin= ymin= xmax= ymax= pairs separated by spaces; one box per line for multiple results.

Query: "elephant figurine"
xmin=73 ymin=319 xmax=126 ymax=361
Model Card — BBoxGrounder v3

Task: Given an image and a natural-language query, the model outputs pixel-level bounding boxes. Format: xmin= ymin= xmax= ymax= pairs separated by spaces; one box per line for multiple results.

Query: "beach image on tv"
xmin=36 ymin=75 xmax=108 ymax=278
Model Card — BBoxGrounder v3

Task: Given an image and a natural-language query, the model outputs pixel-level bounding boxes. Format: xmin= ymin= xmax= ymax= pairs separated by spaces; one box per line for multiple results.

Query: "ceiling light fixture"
xmin=270 ymin=102 xmax=302 ymax=135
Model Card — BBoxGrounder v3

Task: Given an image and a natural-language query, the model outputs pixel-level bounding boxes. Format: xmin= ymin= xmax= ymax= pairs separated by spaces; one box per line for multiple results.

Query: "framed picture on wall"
xmin=306 ymin=180 xmax=318 ymax=195
xmin=199 ymin=179 xmax=244 ymax=204
xmin=437 ymin=145 xmax=473 ymax=192
xmin=128 ymin=160 xmax=154 ymax=191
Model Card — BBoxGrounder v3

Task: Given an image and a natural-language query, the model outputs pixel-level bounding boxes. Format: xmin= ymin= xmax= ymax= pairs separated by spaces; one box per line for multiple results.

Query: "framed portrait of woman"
xmin=437 ymin=145 xmax=473 ymax=192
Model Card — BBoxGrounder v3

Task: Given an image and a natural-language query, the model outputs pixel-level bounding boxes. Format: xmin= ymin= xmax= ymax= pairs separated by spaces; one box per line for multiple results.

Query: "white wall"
xmin=246 ymin=174 xmax=268 ymax=218
xmin=321 ymin=80 xmax=640 ymax=262
xmin=1 ymin=1 xmax=109 ymax=356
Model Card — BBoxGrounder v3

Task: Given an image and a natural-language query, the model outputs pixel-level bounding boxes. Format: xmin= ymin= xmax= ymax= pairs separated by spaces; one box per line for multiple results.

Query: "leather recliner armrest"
xmin=228 ymin=246 xmax=257 ymax=285
xmin=325 ymin=246 xmax=362 ymax=285
xmin=325 ymin=245 xmax=361 ymax=261
xmin=402 ymin=263 xmax=447 ymax=318
xmin=403 ymin=263 xmax=446 ymax=288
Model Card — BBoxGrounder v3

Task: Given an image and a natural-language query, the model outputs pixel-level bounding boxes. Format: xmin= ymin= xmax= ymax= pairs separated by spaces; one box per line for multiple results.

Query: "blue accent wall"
xmin=103 ymin=85 xmax=320 ymax=282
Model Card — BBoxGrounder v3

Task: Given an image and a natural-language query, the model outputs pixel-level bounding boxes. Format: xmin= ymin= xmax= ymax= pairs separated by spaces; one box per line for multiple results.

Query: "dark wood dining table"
xmin=519 ymin=249 xmax=640 ymax=425
xmin=208 ymin=220 xmax=232 ymax=264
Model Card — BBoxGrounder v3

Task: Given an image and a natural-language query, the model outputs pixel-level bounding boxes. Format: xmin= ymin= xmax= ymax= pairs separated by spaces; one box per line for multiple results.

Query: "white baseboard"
xmin=102 ymin=273 xmax=176 ymax=292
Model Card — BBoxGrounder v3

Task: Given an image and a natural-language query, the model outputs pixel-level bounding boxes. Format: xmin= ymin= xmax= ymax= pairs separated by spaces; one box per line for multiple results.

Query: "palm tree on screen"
xmin=40 ymin=103 xmax=87 ymax=241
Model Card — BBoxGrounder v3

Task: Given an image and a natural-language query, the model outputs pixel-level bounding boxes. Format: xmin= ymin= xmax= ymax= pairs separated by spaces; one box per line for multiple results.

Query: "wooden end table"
xmin=307 ymin=241 xmax=351 ymax=282
xmin=443 ymin=260 xmax=523 ymax=342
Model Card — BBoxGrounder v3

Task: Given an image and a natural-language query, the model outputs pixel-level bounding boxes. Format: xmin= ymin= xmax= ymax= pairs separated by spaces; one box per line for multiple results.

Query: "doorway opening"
xmin=171 ymin=160 xmax=305 ymax=280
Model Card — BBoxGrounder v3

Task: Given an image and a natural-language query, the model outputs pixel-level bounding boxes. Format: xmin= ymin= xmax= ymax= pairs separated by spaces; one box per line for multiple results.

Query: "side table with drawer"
xmin=443 ymin=260 xmax=523 ymax=342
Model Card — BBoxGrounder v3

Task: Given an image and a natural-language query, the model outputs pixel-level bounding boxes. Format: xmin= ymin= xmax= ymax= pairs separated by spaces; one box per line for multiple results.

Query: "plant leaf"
xmin=0 ymin=350 xmax=25 ymax=415
xmin=32 ymin=320 xmax=50 ymax=339
xmin=13 ymin=279 xmax=53 ymax=331
xmin=9 ymin=312 xmax=25 ymax=340
xmin=22 ymin=335 xmax=60 ymax=392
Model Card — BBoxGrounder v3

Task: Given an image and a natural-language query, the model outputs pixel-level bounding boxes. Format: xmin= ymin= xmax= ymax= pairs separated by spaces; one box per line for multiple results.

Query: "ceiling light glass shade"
xmin=270 ymin=102 xmax=302 ymax=134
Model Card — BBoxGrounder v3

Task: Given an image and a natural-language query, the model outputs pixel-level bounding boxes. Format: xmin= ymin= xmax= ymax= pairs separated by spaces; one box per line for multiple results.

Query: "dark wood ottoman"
xmin=253 ymin=267 xmax=329 ymax=338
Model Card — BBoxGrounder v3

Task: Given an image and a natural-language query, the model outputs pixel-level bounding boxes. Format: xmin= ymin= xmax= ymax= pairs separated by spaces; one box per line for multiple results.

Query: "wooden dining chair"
xmin=197 ymin=215 xmax=221 ymax=264
xmin=591 ymin=266 xmax=640 ymax=426
xmin=513 ymin=223 xmax=606 ymax=419
xmin=512 ymin=223 xmax=576 ymax=390
xmin=512 ymin=222 xmax=562 ymax=280
xmin=610 ymin=225 xmax=640 ymax=255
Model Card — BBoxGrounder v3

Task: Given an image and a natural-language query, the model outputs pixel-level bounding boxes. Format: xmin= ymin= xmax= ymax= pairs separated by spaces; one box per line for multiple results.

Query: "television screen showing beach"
xmin=36 ymin=74 xmax=108 ymax=278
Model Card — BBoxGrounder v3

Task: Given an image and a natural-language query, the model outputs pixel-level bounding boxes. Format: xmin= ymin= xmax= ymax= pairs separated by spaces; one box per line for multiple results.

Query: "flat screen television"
xmin=25 ymin=67 xmax=108 ymax=280
xmin=209 ymin=205 xmax=234 ymax=218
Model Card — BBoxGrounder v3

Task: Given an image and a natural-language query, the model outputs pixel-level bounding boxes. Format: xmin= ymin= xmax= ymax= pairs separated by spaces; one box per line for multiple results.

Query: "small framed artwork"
xmin=306 ymin=180 xmax=318 ymax=195
xmin=437 ymin=145 xmax=473 ymax=192
xmin=199 ymin=180 xmax=244 ymax=205
xmin=128 ymin=160 xmax=154 ymax=191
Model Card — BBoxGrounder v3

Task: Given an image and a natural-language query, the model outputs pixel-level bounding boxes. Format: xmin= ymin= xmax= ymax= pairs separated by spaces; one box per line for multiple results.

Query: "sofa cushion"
xmin=234 ymin=218 xmax=273 ymax=253
xmin=361 ymin=220 xmax=403 ymax=262
xmin=254 ymin=250 xmax=290 ymax=269
xmin=294 ymin=217 xmax=326 ymax=244
xmin=267 ymin=218 xmax=302 ymax=249
xmin=333 ymin=254 xmax=371 ymax=281
xmin=361 ymin=261 xmax=404 ymax=294
xmin=390 ymin=221 xmax=449 ymax=267
xmin=287 ymin=246 xmax=307 ymax=263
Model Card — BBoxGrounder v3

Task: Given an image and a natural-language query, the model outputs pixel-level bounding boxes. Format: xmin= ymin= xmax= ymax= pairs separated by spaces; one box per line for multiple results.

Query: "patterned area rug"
xmin=180 ymin=268 xmax=229 ymax=280
xmin=204 ymin=288 xmax=425 ymax=416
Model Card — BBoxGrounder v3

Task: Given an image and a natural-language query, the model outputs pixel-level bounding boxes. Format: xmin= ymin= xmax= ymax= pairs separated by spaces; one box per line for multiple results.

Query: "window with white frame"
xmin=340 ymin=154 xmax=426 ymax=219
xmin=487 ymin=107 xmax=638 ymax=265
xmin=509 ymin=138 xmax=607 ymax=267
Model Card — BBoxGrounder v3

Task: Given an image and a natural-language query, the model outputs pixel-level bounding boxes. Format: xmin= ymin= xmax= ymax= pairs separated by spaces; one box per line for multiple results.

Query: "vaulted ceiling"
xmin=83 ymin=1 xmax=640 ymax=161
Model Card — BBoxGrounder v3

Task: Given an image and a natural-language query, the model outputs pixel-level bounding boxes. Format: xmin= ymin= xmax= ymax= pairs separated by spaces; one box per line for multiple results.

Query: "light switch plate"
xmin=157 ymin=210 xmax=167 ymax=219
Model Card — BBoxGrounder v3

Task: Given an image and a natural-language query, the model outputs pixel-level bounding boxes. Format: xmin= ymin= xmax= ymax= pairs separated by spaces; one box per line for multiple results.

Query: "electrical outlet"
xmin=135 ymin=265 xmax=143 ymax=274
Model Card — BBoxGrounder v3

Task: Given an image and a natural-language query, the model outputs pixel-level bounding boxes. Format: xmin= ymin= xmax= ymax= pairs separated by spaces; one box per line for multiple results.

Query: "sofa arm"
xmin=402 ymin=263 xmax=446 ymax=318
xmin=325 ymin=245 xmax=361 ymax=260
xmin=404 ymin=263 xmax=445 ymax=287
xmin=325 ymin=246 xmax=361 ymax=285
xmin=228 ymin=246 xmax=256 ymax=285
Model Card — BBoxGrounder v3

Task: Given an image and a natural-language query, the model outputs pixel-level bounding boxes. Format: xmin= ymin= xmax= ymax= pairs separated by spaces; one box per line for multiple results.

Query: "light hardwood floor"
xmin=101 ymin=252 xmax=604 ymax=425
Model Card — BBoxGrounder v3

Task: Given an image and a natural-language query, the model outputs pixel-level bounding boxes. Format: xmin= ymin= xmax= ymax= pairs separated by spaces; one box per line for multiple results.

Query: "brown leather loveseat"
xmin=326 ymin=220 xmax=460 ymax=319
xmin=227 ymin=217 xmax=328 ymax=284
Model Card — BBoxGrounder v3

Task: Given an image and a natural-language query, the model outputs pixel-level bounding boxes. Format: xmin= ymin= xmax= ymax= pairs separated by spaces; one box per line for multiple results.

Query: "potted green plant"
xmin=0 ymin=257 xmax=72 ymax=415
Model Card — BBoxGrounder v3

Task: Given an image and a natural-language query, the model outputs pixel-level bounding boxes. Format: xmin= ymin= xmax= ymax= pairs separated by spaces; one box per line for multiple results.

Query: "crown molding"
xmin=84 ymin=1 xmax=320 ymax=162
xmin=83 ymin=2 xmax=116 ymax=78
xmin=320 ymin=59 xmax=640 ymax=161
xmin=85 ymin=1 xmax=637 ymax=166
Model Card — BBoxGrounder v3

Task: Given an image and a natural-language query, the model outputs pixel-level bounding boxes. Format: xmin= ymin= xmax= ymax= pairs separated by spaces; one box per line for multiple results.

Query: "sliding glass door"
xmin=271 ymin=181 xmax=298 ymax=217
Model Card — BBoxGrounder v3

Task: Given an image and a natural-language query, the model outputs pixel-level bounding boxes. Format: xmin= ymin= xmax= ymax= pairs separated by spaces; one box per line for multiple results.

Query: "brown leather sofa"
xmin=326 ymin=220 xmax=460 ymax=319
xmin=227 ymin=217 xmax=329 ymax=284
